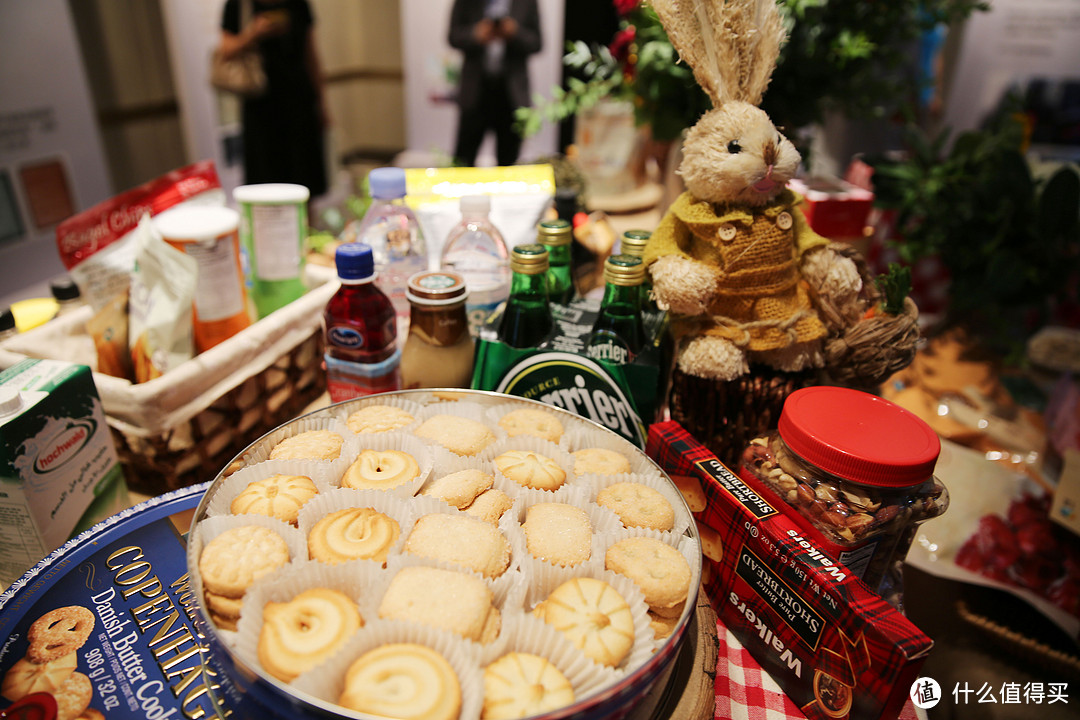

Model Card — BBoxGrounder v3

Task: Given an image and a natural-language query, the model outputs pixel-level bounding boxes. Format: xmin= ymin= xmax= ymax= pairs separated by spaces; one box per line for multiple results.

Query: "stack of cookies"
xmin=189 ymin=396 xmax=700 ymax=720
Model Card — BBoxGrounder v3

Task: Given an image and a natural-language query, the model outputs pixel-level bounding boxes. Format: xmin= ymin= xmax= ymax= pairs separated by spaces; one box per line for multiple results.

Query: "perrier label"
xmin=586 ymin=254 xmax=646 ymax=365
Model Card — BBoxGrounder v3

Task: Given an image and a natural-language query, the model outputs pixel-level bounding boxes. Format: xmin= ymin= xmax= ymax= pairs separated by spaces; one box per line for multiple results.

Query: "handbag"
xmin=209 ymin=0 xmax=267 ymax=97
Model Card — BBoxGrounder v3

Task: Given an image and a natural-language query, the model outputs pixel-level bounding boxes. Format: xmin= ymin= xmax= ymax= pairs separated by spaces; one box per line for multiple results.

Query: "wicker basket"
xmin=0 ymin=282 xmax=335 ymax=495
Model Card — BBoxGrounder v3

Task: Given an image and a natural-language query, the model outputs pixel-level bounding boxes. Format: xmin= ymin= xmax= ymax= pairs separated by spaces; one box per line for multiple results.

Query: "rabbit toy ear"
xmin=650 ymin=0 xmax=785 ymax=108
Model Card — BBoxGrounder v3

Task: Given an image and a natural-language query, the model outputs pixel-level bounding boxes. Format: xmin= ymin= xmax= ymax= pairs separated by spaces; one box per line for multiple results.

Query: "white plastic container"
xmin=234 ymin=183 xmax=310 ymax=318
xmin=440 ymin=195 xmax=510 ymax=335
xmin=153 ymin=204 xmax=252 ymax=352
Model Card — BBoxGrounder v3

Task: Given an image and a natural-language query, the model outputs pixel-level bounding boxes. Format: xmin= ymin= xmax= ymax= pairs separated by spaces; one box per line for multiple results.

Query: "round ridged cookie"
xmin=268 ymin=430 xmax=343 ymax=461
xmin=230 ymin=474 xmax=318 ymax=526
xmin=258 ymin=588 xmax=363 ymax=683
xmin=346 ymin=404 xmax=414 ymax=434
xmin=414 ymin=414 xmax=496 ymax=456
xmin=404 ymin=513 xmax=511 ymax=578
xmin=308 ymin=507 xmax=401 ymax=565
xmin=535 ymin=577 xmax=635 ymax=668
xmin=604 ymin=537 xmax=691 ymax=613
xmin=198 ymin=525 xmax=290 ymax=598
xmin=342 ymin=450 xmax=420 ymax=490
xmin=482 ymin=652 xmax=574 ymax=719
xmin=596 ymin=482 xmax=675 ymax=531
xmin=339 ymin=643 xmax=461 ymax=720
xmin=572 ymin=448 xmax=631 ymax=476
xmin=495 ymin=450 xmax=566 ymax=491
xmin=497 ymin=408 xmax=564 ymax=443
xmin=26 ymin=606 xmax=95 ymax=663
xmin=1 ymin=652 xmax=76 ymax=701
xmin=522 ymin=503 xmax=591 ymax=567
xmin=52 ymin=671 xmax=92 ymax=720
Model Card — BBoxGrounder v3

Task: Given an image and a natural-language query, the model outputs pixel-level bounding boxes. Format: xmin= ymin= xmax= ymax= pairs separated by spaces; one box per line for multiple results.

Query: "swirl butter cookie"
xmin=346 ymin=404 xmax=414 ymax=434
xmin=482 ymin=652 xmax=574 ymax=720
xmin=230 ymin=474 xmax=318 ymax=526
xmin=258 ymin=588 xmax=363 ymax=683
xmin=534 ymin=577 xmax=635 ymax=668
xmin=26 ymin=606 xmax=95 ymax=663
xmin=342 ymin=450 xmax=420 ymax=491
xmin=596 ymin=482 xmax=675 ymax=532
xmin=495 ymin=450 xmax=566 ymax=491
xmin=268 ymin=430 xmax=344 ymax=461
xmin=339 ymin=644 xmax=461 ymax=720
xmin=198 ymin=525 xmax=290 ymax=598
xmin=404 ymin=513 xmax=511 ymax=578
xmin=497 ymin=408 xmax=564 ymax=444
xmin=308 ymin=507 xmax=401 ymax=565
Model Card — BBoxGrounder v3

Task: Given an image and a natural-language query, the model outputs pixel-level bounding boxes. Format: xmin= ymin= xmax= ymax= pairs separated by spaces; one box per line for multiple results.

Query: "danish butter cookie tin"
xmin=0 ymin=483 xmax=230 ymax=720
xmin=186 ymin=390 xmax=703 ymax=720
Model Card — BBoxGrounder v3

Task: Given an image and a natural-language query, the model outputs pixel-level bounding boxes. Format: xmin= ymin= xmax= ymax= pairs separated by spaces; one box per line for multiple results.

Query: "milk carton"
xmin=0 ymin=359 xmax=128 ymax=586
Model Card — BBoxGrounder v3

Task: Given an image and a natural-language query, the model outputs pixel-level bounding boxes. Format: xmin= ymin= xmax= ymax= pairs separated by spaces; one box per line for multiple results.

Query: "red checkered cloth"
xmin=715 ymin=621 xmax=924 ymax=720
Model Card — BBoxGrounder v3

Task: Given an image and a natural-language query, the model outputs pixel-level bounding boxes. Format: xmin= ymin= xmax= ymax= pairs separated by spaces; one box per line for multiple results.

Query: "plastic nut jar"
xmin=738 ymin=386 xmax=948 ymax=608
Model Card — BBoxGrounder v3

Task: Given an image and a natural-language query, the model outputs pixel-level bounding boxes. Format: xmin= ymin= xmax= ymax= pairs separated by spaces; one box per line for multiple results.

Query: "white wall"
xmin=0 ymin=0 xmax=112 ymax=307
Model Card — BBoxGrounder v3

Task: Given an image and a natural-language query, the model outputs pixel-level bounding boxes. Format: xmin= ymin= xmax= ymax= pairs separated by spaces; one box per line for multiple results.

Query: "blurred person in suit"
xmin=449 ymin=0 xmax=542 ymax=167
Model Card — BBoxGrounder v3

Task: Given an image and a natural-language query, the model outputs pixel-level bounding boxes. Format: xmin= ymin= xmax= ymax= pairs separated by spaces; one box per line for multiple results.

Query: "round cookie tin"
xmin=186 ymin=390 xmax=703 ymax=720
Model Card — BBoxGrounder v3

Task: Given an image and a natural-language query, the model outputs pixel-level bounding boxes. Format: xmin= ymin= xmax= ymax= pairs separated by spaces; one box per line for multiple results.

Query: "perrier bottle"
xmin=497 ymin=243 xmax=554 ymax=348
xmin=536 ymin=219 xmax=575 ymax=305
xmin=586 ymin=254 xmax=646 ymax=365
xmin=618 ymin=229 xmax=655 ymax=311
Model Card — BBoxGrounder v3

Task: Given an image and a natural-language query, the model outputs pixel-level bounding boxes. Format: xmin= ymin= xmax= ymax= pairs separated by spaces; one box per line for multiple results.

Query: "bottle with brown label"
xmin=400 ymin=270 xmax=474 ymax=389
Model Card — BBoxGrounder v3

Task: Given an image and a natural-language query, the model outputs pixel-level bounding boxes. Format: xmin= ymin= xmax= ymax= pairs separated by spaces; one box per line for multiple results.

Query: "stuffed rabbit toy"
xmin=643 ymin=0 xmax=867 ymax=382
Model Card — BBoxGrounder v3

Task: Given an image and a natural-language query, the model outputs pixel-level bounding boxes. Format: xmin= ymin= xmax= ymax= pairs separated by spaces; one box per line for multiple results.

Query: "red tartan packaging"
xmin=647 ymin=421 xmax=933 ymax=720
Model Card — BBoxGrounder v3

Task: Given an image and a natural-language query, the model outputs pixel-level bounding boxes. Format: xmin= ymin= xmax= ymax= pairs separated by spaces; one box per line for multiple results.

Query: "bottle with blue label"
xmin=440 ymin=195 xmax=510 ymax=336
xmin=323 ymin=243 xmax=400 ymax=401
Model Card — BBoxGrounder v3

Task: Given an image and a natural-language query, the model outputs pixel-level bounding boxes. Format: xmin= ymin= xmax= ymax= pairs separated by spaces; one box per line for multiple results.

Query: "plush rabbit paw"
xmin=800 ymin=247 xmax=864 ymax=330
xmin=678 ymin=336 xmax=749 ymax=381
xmin=650 ymin=255 xmax=717 ymax=316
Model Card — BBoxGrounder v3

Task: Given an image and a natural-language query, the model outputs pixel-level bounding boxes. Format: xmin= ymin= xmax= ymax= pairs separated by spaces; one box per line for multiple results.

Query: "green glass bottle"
xmin=536 ymin=219 xmax=575 ymax=305
xmin=586 ymin=254 xmax=646 ymax=365
xmin=619 ymin=229 xmax=655 ymax=310
xmin=497 ymin=243 xmax=554 ymax=348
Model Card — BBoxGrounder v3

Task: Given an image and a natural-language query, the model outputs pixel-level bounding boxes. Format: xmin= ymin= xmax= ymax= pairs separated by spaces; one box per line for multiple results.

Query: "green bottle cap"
xmin=537 ymin=219 xmax=572 ymax=247
xmin=510 ymin=243 xmax=550 ymax=274
xmin=604 ymin=254 xmax=644 ymax=286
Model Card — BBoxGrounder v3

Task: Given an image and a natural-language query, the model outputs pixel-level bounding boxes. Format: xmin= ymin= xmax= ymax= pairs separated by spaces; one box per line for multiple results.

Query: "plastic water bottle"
xmin=356 ymin=167 xmax=427 ymax=321
xmin=323 ymin=243 xmax=401 ymax=401
xmin=440 ymin=195 xmax=510 ymax=335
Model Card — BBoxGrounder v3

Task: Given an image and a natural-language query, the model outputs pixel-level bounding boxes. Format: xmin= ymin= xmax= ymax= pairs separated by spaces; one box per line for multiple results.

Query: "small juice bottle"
xmin=323 ymin=243 xmax=401 ymax=401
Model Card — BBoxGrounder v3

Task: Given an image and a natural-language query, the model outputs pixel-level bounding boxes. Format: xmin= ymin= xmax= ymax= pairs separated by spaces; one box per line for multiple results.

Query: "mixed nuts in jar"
xmin=739 ymin=386 xmax=948 ymax=608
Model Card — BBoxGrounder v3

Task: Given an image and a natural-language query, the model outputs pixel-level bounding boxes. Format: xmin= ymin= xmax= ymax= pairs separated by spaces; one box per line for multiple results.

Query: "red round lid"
xmin=777 ymin=386 xmax=940 ymax=488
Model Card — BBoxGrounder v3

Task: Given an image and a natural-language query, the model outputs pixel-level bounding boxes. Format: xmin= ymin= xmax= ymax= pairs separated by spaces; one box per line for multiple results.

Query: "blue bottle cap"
xmin=336 ymin=242 xmax=375 ymax=280
xmin=368 ymin=167 xmax=407 ymax=200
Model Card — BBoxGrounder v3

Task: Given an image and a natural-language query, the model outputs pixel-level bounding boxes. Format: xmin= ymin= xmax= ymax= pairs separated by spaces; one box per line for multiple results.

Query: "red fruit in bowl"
xmin=973 ymin=515 xmax=1020 ymax=566
xmin=1015 ymin=521 xmax=1058 ymax=558
xmin=955 ymin=541 xmax=985 ymax=572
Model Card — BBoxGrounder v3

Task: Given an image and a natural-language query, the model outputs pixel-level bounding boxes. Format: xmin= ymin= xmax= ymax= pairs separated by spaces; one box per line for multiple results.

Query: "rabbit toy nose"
xmin=763 ymin=141 xmax=778 ymax=167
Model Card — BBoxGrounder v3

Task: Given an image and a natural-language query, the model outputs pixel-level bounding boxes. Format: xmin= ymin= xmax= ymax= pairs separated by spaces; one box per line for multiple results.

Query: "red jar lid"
xmin=777 ymin=386 xmax=940 ymax=488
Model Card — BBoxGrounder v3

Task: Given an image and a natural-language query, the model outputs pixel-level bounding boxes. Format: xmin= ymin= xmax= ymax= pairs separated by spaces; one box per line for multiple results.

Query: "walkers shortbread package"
xmin=647 ymin=420 xmax=932 ymax=720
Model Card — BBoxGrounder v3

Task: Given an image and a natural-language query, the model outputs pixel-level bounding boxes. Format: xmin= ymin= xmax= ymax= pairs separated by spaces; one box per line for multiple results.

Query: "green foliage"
xmin=866 ymin=112 xmax=1080 ymax=358
xmin=876 ymin=263 xmax=912 ymax=316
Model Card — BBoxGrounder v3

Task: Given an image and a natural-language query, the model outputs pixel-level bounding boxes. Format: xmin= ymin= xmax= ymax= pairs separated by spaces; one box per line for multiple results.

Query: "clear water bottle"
xmin=356 ymin=167 xmax=427 ymax=321
xmin=440 ymin=195 xmax=510 ymax=335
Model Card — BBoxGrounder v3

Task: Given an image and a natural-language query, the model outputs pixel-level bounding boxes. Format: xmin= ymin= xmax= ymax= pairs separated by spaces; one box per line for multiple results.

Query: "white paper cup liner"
xmin=297 ymin=487 xmax=415 ymax=566
xmin=484 ymin=613 xmax=618 ymax=705
xmin=292 ymin=619 xmax=485 ymax=720
xmin=589 ymin=472 xmax=692 ymax=537
xmin=240 ymin=417 xmax=356 ymax=478
xmin=204 ymin=459 xmax=333 ymax=522
xmin=233 ymin=560 xmax=386 ymax=682
xmin=412 ymin=402 xmax=505 ymax=458
xmin=399 ymin=503 xmax=518 ymax=583
xmin=333 ymin=433 xmax=433 ymax=497
xmin=486 ymin=402 xmax=572 ymax=445
xmin=490 ymin=436 xmax=576 ymax=494
xmin=334 ymin=396 xmax=425 ymax=436
xmin=562 ymin=428 xmax=651 ymax=477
